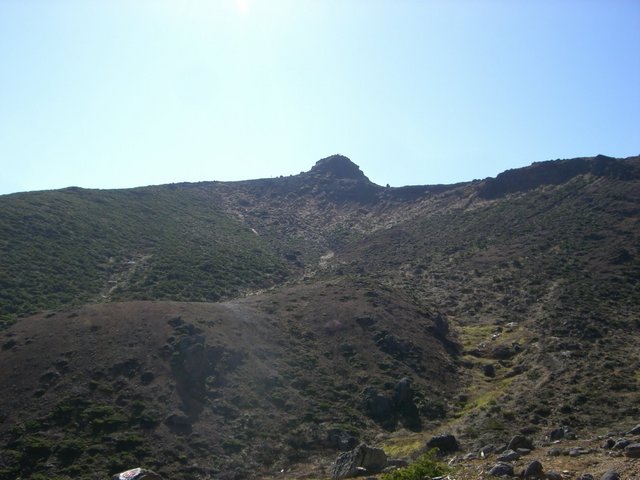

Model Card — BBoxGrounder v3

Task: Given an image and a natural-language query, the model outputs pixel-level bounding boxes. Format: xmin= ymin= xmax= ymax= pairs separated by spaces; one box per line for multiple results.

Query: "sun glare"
xmin=234 ymin=0 xmax=250 ymax=16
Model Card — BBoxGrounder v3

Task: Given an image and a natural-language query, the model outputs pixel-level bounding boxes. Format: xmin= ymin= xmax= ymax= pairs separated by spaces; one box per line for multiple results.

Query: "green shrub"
xmin=381 ymin=450 xmax=447 ymax=480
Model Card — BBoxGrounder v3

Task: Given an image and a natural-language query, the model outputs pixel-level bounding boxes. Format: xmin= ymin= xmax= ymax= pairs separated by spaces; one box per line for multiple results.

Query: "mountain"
xmin=0 ymin=154 xmax=639 ymax=479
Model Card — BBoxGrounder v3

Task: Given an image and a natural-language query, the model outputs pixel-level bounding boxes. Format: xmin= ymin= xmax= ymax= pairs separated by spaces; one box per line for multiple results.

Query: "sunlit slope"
xmin=0 ymin=185 xmax=287 ymax=324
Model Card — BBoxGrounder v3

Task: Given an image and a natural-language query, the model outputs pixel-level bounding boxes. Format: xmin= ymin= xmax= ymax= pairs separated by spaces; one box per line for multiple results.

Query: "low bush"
xmin=381 ymin=450 xmax=447 ymax=480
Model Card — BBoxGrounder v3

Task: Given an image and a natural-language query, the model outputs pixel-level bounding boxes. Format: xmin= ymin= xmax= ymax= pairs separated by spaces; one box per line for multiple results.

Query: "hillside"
xmin=0 ymin=154 xmax=639 ymax=479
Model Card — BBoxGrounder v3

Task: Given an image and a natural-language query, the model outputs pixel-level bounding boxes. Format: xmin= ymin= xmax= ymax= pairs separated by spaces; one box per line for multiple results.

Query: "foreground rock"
xmin=426 ymin=434 xmax=459 ymax=455
xmin=600 ymin=471 xmax=620 ymax=480
xmin=112 ymin=468 xmax=164 ymax=480
xmin=507 ymin=434 xmax=534 ymax=451
xmin=523 ymin=459 xmax=543 ymax=478
xmin=331 ymin=444 xmax=388 ymax=479
xmin=624 ymin=442 xmax=640 ymax=458
xmin=488 ymin=462 xmax=514 ymax=477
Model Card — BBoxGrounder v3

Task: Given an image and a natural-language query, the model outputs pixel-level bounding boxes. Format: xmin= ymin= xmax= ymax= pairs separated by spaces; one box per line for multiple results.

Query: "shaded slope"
xmin=0 ymin=278 xmax=459 ymax=479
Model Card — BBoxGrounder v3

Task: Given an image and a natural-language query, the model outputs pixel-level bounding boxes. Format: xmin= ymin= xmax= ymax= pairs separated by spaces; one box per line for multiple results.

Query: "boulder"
xmin=601 ymin=438 xmax=615 ymax=449
xmin=496 ymin=449 xmax=520 ymax=462
xmin=479 ymin=444 xmax=496 ymax=456
xmin=545 ymin=471 xmax=563 ymax=480
xmin=612 ymin=438 xmax=630 ymax=450
xmin=491 ymin=344 xmax=517 ymax=359
xmin=523 ymin=460 xmax=544 ymax=478
xmin=163 ymin=411 xmax=192 ymax=435
xmin=363 ymin=388 xmax=393 ymax=420
xmin=507 ymin=434 xmax=533 ymax=451
xmin=624 ymin=442 xmax=640 ymax=458
xmin=331 ymin=444 xmax=388 ymax=479
xmin=546 ymin=448 xmax=562 ymax=457
xmin=393 ymin=377 xmax=413 ymax=405
xmin=112 ymin=468 xmax=164 ymax=480
xmin=600 ymin=471 xmax=620 ymax=480
xmin=568 ymin=447 xmax=589 ymax=457
xmin=488 ymin=462 xmax=514 ymax=477
xmin=483 ymin=364 xmax=496 ymax=377
xmin=628 ymin=424 xmax=640 ymax=435
xmin=548 ymin=426 xmax=570 ymax=441
xmin=426 ymin=434 xmax=459 ymax=455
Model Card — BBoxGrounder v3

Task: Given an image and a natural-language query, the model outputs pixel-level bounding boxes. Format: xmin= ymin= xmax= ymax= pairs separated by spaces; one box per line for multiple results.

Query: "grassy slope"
xmin=335 ymin=170 xmax=640 ymax=446
xmin=0 ymin=185 xmax=288 ymax=325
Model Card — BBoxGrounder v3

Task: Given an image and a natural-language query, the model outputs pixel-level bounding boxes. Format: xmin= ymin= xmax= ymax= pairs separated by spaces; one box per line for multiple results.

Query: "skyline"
xmin=1 ymin=1 xmax=639 ymax=195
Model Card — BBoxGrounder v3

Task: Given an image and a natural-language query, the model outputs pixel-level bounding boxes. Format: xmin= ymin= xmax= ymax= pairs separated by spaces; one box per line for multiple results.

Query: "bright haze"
xmin=1 ymin=0 xmax=638 ymax=195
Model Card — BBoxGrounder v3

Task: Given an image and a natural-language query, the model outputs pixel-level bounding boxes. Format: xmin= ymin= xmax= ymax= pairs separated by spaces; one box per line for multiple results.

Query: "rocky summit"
xmin=0 ymin=154 xmax=639 ymax=479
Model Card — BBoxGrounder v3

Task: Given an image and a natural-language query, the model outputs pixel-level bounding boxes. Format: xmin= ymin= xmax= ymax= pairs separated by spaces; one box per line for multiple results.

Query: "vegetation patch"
xmin=381 ymin=450 xmax=447 ymax=480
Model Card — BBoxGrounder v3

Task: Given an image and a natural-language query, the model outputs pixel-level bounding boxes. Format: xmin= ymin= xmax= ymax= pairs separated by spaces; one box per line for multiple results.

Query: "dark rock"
xmin=326 ymin=428 xmax=358 ymax=451
xmin=545 ymin=471 xmax=563 ymax=480
xmin=548 ymin=426 xmax=571 ymax=441
xmin=393 ymin=378 xmax=421 ymax=430
xmin=483 ymin=364 xmax=496 ymax=377
xmin=311 ymin=155 xmax=369 ymax=181
xmin=331 ymin=444 xmax=388 ymax=479
xmin=363 ymin=388 xmax=393 ymax=421
xmin=393 ymin=377 xmax=412 ymax=405
xmin=2 ymin=339 xmax=17 ymax=350
xmin=355 ymin=317 xmax=376 ymax=328
xmin=568 ymin=447 xmax=589 ymax=457
xmin=480 ymin=444 xmax=496 ymax=456
xmin=164 ymin=412 xmax=192 ymax=435
xmin=112 ymin=468 xmax=164 ymax=480
xmin=495 ymin=444 xmax=508 ymax=454
xmin=374 ymin=332 xmax=418 ymax=360
xmin=628 ymin=424 xmax=640 ymax=435
xmin=576 ymin=475 xmax=595 ymax=480
xmin=546 ymin=448 xmax=562 ymax=457
xmin=624 ymin=442 xmax=640 ymax=458
xmin=426 ymin=434 xmax=459 ymax=455
xmin=497 ymin=449 xmax=520 ymax=462
xmin=600 ymin=471 xmax=620 ymax=480
xmin=601 ymin=438 xmax=615 ymax=449
xmin=463 ymin=452 xmax=478 ymax=460
xmin=507 ymin=434 xmax=534 ymax=451
xmin=431 ymin=313 xmax=450 ymax=337
xmin=491 ymin=344 xmax=518 ymax=359
xmin=612 ymin=438 xmax=630 ymax=449
xmin=517 ymin=448 xmax=532 ymax=455
xmin=524 ymin=460 xmax=544 ymax=478
xmin=488 ymin=462 xmax=514 ymax=477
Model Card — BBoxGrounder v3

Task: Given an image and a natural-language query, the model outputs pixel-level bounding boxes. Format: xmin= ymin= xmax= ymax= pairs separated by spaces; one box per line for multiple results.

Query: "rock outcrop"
xmin=331 ymin=444 xmax=388 ymax=479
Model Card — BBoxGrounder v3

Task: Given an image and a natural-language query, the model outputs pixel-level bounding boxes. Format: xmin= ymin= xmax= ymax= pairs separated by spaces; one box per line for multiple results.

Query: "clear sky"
xmin=1 ymin=0 xmax=638 ymax=194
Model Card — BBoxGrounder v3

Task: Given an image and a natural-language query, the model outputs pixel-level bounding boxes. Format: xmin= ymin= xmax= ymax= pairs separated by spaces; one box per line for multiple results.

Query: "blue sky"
xmin=1 ymin=0 xmax=638 ymax=194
